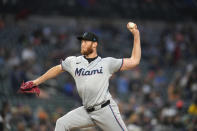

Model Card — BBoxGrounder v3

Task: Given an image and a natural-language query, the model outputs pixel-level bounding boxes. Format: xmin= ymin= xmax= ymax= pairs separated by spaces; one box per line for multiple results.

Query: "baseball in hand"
xmin=128 ymin=22 xmax=136 ymax=29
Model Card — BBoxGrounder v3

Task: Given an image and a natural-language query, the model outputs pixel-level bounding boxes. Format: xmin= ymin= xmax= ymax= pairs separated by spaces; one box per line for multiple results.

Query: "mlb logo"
xmin=83 ymin=32 xmax=88 ymax=37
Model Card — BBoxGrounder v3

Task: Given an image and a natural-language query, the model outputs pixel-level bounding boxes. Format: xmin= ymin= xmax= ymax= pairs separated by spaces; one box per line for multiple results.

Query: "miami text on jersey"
xmin=75 ymin=67 xmax=103 ymax=76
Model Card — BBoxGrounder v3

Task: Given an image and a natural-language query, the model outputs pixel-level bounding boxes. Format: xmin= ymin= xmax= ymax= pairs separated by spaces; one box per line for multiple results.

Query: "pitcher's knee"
xmin=55 ymin=117 xmax=69 ymax=130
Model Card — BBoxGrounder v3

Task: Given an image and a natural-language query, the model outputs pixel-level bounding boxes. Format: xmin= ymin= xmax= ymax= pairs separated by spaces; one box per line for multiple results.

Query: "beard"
xmin=81 ymin=46 xmax=93 ymax=56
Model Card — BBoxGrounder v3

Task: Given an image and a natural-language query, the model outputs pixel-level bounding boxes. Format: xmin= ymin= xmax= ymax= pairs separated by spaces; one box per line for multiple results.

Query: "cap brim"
xmin=77 ymin=36 xmax=83 ymax=41
xmin=77 ymin=37 xmax=92 ymax=41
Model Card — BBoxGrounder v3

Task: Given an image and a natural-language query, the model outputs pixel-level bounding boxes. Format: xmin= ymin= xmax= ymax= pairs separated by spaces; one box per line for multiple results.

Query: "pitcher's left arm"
xmin=120 ymin=22 xmax=141 ymax=71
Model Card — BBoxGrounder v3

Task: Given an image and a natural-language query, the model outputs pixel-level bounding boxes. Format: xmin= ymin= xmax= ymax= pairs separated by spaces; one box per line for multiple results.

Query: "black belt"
xmin=86 ymin=100 xmax=110 ymax=113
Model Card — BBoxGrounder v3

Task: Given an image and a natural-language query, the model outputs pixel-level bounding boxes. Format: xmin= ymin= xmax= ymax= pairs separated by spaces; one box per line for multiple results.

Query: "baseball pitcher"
xmin=19 ymin=22 xmax=141 ymax=131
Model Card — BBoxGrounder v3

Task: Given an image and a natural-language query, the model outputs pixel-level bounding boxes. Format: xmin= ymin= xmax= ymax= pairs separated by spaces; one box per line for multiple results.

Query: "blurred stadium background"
xmin=0 ymin=0 xmax=197 ymax=131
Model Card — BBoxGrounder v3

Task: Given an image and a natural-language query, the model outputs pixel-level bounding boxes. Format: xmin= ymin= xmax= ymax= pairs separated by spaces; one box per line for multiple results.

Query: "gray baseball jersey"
xmin=56 ymin=55 xmax=128 ymax=131
xmin=61 ymin=55 xmax=123 ymax=108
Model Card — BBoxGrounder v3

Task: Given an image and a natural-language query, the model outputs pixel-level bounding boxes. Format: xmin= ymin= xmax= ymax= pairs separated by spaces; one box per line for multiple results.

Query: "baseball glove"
xmin=18 ymin=81 xmax=40 ymax=96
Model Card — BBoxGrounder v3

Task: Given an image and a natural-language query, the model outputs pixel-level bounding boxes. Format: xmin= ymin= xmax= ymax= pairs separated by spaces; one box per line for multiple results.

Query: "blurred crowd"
xmin=1 ymin=0 xmax=197 ymax=21
xmin=0 ymin=15 xmax=197 ymax=131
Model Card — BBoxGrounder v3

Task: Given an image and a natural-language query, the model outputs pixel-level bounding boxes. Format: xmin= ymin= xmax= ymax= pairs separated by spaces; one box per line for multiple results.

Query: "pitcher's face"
xmin=81 ymin=40 xmax=94 ymax=55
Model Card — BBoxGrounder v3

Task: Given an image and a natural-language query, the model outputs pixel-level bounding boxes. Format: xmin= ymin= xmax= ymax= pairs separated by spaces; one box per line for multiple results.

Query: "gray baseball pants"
xmin=54 ymin=99 xmax=128 ymax=131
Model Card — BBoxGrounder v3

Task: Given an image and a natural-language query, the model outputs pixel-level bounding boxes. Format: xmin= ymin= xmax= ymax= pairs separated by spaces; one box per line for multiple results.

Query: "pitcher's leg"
xmin=90 ymin=100 xmax=128 ymax=131
xmin=55 ymin=106 xmax=95 ymax=131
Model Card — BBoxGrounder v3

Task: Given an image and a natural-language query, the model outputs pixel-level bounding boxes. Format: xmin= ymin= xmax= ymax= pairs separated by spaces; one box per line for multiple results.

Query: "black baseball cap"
xmin=77 ymin=32 xmax=98 ymax=42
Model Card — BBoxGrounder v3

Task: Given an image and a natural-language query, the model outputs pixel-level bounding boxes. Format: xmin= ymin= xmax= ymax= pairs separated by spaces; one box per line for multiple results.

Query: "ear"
xmin=92 ymin=42 xmax=98 ymax=48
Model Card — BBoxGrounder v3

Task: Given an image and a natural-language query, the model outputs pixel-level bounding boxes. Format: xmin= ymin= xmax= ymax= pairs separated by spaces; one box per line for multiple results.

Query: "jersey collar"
xmin=83 ymin=55 xmax=98 ymax=63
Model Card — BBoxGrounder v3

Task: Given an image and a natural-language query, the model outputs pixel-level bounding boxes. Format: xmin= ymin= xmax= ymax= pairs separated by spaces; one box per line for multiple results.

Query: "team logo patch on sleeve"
xmin=75 ymin=67 xmax=103 ymax=76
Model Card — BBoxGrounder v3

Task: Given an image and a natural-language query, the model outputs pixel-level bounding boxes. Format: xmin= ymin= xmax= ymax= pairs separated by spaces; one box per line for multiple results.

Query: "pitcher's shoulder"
xmin=64 ymin=56 xmax=77 ymax=61
xmin=66 ymin=55 xmax=84 ymax=60
xmin=102 ymin=57 xmax=115 ymax=61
